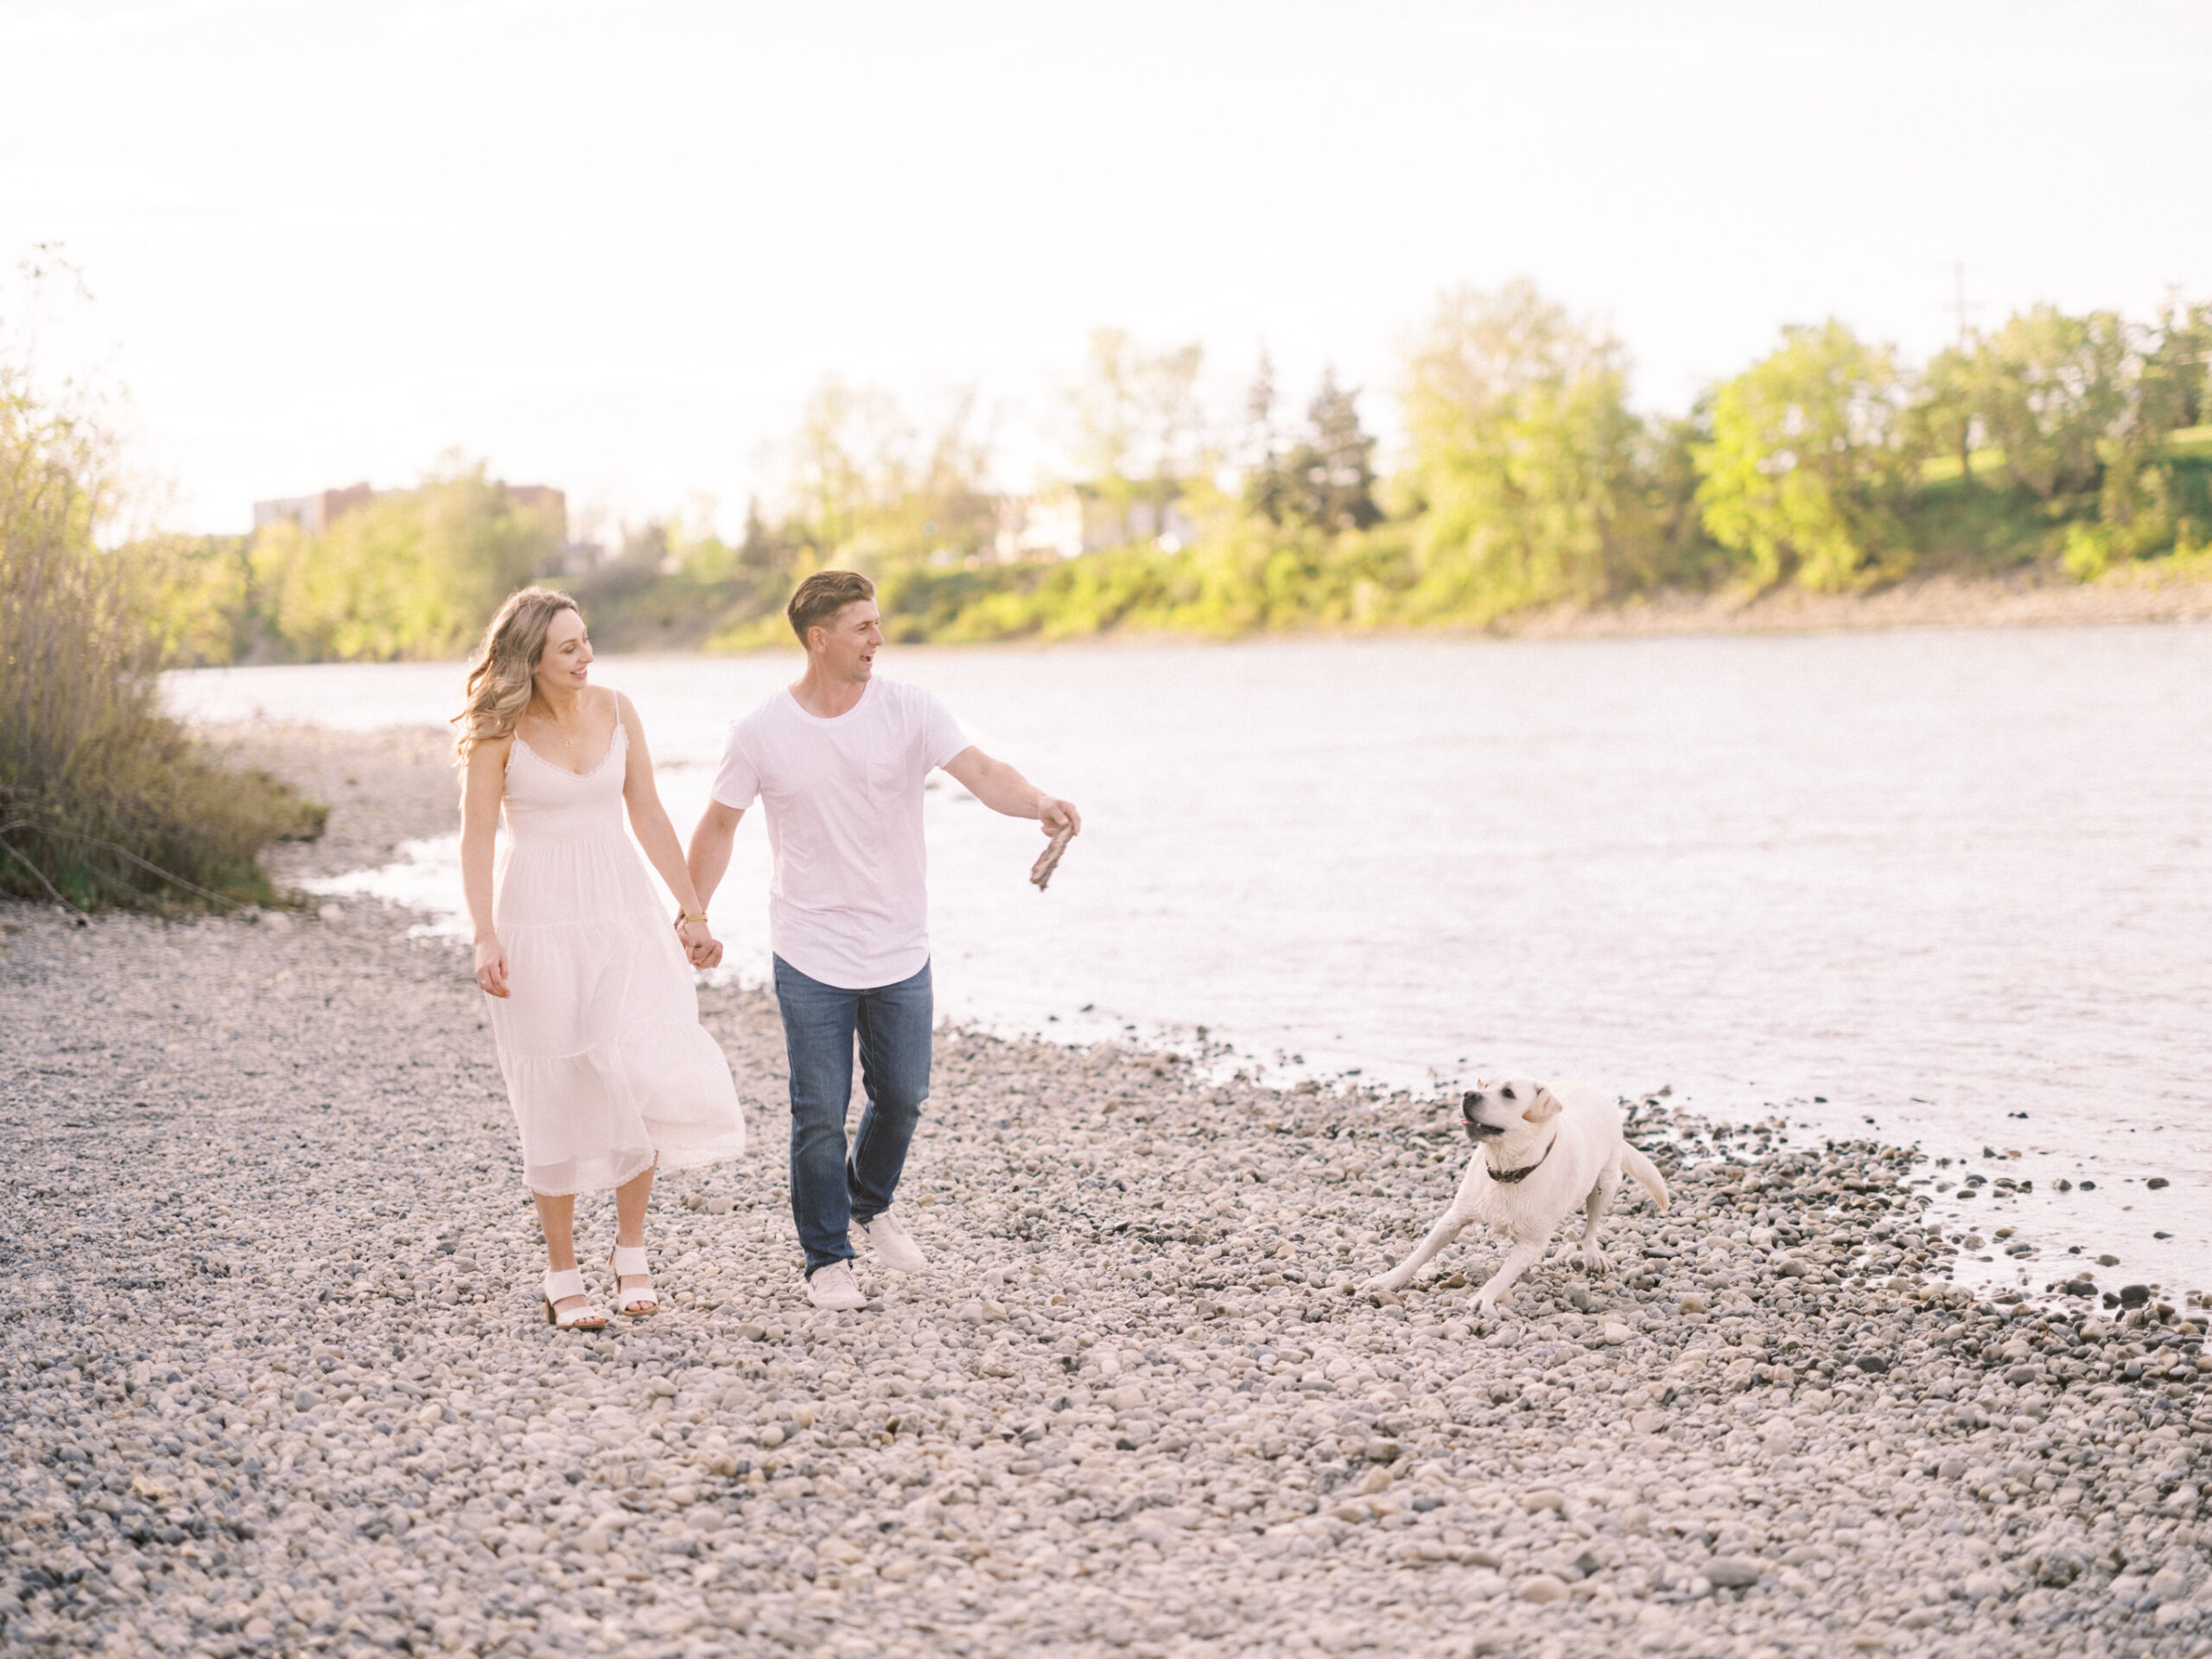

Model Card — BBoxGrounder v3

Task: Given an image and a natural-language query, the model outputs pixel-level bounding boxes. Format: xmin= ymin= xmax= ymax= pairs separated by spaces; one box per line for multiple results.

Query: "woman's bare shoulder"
xmin=461 ymin=733 xmax=513 ymax=805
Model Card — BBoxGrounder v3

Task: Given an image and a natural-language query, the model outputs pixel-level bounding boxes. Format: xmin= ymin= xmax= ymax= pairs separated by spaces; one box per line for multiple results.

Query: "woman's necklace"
xmin=534 ymin=696 xmax=585 ymax=758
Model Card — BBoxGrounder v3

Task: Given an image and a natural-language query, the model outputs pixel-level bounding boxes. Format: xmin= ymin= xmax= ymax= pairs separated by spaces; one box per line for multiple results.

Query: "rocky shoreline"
xmin=1461 ymin=565 xmax=2212 ymax=643
xmin=2 ymin=727 xmax=2208 ymax=1659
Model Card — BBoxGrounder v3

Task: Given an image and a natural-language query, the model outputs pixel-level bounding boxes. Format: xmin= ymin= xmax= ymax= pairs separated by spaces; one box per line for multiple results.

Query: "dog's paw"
xmin=1360 ymin=1273 xmax=1405 ymax=1294
xmin=1582 ymin=1244 xmax=1612 ymax=1275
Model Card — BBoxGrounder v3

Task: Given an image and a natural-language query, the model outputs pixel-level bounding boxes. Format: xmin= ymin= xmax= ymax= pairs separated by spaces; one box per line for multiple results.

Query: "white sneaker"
xmin=805 ymin=1261 xmax=866 ymax=1311
xmin=860 ymin=1211 xmax=930 ymax=1273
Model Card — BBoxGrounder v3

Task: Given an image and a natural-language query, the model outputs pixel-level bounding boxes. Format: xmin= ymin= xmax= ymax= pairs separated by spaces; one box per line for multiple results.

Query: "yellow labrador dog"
xmin=1363 ymin=1077 xmax=1669 ymax=1313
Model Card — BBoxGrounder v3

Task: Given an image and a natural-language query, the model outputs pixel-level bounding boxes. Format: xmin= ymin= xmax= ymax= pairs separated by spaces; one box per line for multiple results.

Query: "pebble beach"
xmin=3 ymin=727 xmax=2209 ymax=1659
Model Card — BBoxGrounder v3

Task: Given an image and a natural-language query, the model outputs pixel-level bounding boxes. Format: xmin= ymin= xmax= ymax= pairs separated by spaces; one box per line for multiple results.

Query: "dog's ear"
xmin=1528 ymin=1086 xmax=1565 ymax=1121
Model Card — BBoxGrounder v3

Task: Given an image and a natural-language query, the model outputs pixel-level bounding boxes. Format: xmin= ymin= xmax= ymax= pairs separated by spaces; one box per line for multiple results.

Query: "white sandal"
xmin=608 ymin=1243 xmax=658 ymax=1317
xmin=543 ymin=1268 xmax=609 ymax=1330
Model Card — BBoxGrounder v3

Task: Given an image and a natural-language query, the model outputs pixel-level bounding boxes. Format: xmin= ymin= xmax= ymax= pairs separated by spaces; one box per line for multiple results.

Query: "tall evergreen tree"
xmin=1285 ymin=371 xmax=1382 ymax=531
xmin=737 ymin=495 xmax=795 ymax=575
xmin=1242 ymin=346 xmax=1297 ymax=524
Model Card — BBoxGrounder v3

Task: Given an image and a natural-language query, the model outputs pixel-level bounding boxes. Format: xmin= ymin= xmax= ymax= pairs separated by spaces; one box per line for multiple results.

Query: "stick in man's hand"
xmin=1029 ymin=823 xmax=1075 ymax=891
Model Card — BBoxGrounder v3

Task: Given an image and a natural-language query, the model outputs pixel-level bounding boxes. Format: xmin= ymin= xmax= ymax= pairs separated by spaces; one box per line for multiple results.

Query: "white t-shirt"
xmin=710 ymin=676 xmax=970 ymax=990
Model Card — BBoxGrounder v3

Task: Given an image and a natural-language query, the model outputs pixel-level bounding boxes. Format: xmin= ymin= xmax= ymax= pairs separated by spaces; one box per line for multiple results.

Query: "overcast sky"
xmin=6 ymin=0 xmax=2210 ymax=537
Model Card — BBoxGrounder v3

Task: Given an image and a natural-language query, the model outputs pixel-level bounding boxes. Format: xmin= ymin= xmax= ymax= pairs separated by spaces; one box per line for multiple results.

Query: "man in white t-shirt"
xmin=686 ymin=570 xmax=1081 ymax=1312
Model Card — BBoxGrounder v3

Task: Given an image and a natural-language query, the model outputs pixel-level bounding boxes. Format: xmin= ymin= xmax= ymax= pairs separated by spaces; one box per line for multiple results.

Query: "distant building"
xmin=502 ymin=485 xmax=569 ymax=539
xmin=992 ymin=483 xmax=1200 ymax=563
xmin=251 ymin=480 xmax=571 ymax=543
xmin=251 ymin=482 xmax=373 ymax=537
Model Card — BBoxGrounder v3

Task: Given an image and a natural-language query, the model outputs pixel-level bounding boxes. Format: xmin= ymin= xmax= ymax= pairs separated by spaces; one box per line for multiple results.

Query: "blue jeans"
xmin=772 ymin=955 xmax=932 ymax=1276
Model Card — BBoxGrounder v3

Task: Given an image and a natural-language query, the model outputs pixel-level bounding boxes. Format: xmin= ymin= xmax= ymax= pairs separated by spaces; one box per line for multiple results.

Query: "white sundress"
xmin=486 ymin=720 xmax=746 ymax=1194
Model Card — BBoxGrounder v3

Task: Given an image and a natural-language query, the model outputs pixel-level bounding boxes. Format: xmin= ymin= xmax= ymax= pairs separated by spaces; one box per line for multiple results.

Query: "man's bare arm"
xmin=941 ymin=747 xmax=1081 ymax=836
xmin=687 ymin=799 xmax=747 ymax=912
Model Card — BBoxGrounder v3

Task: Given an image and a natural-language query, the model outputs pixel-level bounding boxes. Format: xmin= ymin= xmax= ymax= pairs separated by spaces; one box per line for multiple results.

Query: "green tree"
xmin=1240 ymin=346 xmax=1296 ymax=525
xmin=779 ymin=377 xmax=903 ymax=563
xmin=762 ymin=378 xmax=1000 ymax=632
xmin=2137 ymin=299 xmax=2212 ymax=435
xmin=1912 ymin=341 xmax=1984 ymax=486
xmin=1971 ymin=305 xmax=2130 ymax=503
xmin=1694 ymin=321 xmax=1918 ymax=592
xmin=737 ymin=494 xmax=799 ymax=577
xmin=1637 ymin=405 xmax=1725 ymax=590
xmin=257 ymin=461 xmax=558 ymax=660
xmin=1276 ymin=371 xmax=1381 ymax=531
xmin=124 ymin=533 xmax=267 ymax=665
xmin=1398 ymin=279 xmax=1651 ymax=616
xmin=2063 ymin=301 xmax=2212 ymax=574
xmin=1071 ymin=328 xmax=1205 ymax=537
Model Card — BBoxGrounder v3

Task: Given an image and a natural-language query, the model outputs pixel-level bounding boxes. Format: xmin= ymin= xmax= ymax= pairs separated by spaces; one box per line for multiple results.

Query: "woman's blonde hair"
xmin=453 ymin=588 xmax=580 ymax=757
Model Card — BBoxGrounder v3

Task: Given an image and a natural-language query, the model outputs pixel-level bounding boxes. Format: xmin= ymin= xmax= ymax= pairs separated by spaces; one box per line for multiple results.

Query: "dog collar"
xmin=1485 ymin=1130 xmax=1558 ymax=1185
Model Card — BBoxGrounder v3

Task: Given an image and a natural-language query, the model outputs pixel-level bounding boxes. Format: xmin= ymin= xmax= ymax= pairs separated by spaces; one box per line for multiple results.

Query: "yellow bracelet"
xmin=675 ymin=912 xmax=707 ymax=925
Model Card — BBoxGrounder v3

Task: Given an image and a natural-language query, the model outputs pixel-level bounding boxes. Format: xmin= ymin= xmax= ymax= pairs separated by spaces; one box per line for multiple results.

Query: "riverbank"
xmin=893 ymin=563 xmax=2212 ymax=651
xmin=2 ymin=730 xmax=2208 ymax=1659
xmin=873 ymin=560 xmax=2212 ymax=652
xmin=607 ymin=563 xmax=2212 ymax=655
xmin=1455 ymin=563 xmax=2212 ymax=643
xmin=192 ymin=722 xmax=460 ymax=880
xmin=175 ymin=561 xmax=2212 ymax=672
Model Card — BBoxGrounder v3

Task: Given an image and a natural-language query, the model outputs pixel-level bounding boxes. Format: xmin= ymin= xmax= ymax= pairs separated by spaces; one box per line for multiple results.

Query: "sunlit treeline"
xmin=133 ymin=282 xmax=2212 ymax=658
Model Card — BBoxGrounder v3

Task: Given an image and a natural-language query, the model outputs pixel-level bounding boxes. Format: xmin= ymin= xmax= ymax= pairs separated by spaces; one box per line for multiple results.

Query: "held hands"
xmin=473 ymin=935 xmax=510 ymax=998
xmin=676 ymin=915 xmax=722 ymax=970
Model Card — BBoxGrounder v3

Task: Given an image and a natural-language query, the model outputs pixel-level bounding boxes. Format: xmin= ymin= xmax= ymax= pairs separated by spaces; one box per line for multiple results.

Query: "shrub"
xmin=0 ymin=381 xmax=324 ymax=912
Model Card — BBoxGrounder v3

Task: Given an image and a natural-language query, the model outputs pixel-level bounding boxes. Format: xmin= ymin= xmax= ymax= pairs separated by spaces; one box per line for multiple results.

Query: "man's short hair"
xmin=786 ymin=570 xmax=876 ymax=646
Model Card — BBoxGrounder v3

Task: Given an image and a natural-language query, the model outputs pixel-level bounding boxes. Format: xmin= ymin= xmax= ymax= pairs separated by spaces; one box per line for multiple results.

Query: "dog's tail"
xmin=1623 ymin=1143 xmax=1670 ymax=1213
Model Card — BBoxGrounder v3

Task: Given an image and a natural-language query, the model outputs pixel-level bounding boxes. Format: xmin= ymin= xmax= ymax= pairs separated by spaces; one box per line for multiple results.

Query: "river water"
xmin=165 ymin=625 xmax=2212 ymax=1301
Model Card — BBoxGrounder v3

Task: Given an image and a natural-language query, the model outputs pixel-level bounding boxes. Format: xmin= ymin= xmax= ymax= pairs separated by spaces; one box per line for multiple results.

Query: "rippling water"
xmin=166 ymin=624 xmax=2212 ymax=1298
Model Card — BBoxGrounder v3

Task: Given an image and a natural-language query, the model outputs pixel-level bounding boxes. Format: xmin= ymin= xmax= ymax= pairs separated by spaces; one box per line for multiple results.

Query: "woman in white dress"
xmin=455 ymin=588 xmax=746 ymax=1329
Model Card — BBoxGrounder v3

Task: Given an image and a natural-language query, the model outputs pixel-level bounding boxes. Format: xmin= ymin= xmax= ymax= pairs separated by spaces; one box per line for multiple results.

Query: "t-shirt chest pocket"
xmin=864 ymin=753 xmax=906 ymax=797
